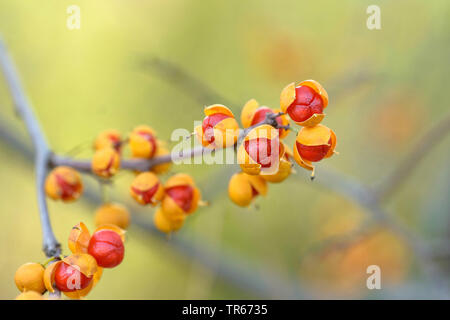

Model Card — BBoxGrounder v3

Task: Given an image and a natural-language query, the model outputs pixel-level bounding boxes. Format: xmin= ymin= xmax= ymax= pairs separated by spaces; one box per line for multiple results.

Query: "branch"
xmin=375 ymin=113 xmax=450 ymax=201
xmin=49 ymin=112 xmax=286 ymax=173
xmin=50 ymin=146 xmax=206 ymax=173
xmin=0 ymin=38 xmax=61 ymax=258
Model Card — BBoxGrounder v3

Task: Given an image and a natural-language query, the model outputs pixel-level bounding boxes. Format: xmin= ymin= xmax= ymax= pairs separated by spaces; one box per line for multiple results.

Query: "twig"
xmin=375 ymin=113 xmax=450 ymax=201
xmin=49 ymin=112 xmax=286 ymax=173
xmin=0 ymin=38 xmax=61 ymax=258
xmin=50 ymin=146 xmax=206 ymax=173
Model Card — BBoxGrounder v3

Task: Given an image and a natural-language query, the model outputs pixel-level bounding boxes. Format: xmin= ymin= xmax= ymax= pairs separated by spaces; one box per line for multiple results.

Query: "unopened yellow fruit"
xmin=91 ymin=147 xmax=120 ymax=178
xmin=15 ymin=290 xmax=44 ymax=300
xmin=95 ymin=203 xmax=131 ymax=230
xmin=153 ymin=208 xmax=185 ymax=233
xmin=14 ymin=263 xmax=45 ymax=294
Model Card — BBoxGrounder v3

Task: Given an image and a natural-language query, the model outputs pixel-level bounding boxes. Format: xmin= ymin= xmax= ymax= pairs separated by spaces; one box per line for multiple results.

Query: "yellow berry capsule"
xmin=14 ymin=263 xmax=46 ymax=294
xmin=195 ymin=104 xmax=240 ymax=149
xmin=280 ymin=80 xmax=328 ymax=127
xmin=15 ymin=290 xmax=44 ymax=300
xmin=91 ymin=147 xmax=120 ymax=178
xmin=130 ymin=172 xmax=165 ymax=206
xmin=237 ymin=124 xmax=285 ymax=176
xmin=129 ymin=125 xmax=158 ymax=158
xmin=262 ymin=142 xmax=294 ymax=183
xmin=228 ymin=172 xmax=268 ymax=207
xmin=94 ymin=129 xmax=122 ymax=152
xmin=68 ymin=222 xmax=91 ymax=254
xmin=153 ymin=208 xmax=185 ymax=234
xmin=95 ymin=203 xmax=131 ymax=229
xmin=241 ymin=99 xmax=290 ymax=139
xmin=293 ymin=124 xmax=337 ymax=178
xmin=45 ymin=166 xmax=83 ymax=202
xmin=161 ymin=173 xmax=202 ymax=218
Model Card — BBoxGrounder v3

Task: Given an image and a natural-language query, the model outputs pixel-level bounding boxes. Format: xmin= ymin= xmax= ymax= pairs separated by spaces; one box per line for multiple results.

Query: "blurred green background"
xmin=0 ymin=0 xmax=449 ymax=299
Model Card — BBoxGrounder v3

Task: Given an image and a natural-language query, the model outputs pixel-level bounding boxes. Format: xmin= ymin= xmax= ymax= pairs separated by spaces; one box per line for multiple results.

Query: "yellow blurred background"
xmin=0 ymin=0 xmax=449 ymax=299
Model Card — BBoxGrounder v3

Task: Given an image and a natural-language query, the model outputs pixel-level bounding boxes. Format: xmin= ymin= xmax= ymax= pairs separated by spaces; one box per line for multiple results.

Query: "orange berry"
xmin=130 ymin=172 xmax=164 ymax=206
xmin=241 ymin=99 xmax=289 ymax=138
xmin=14 ymin=263 xmax=45 ymax=294
xmin=91 ymin=147 xmax=120 ymax=178
xmin=54 ymin=262 xmax=92 ymax=292
xmin=261 ymin=143 xmax=293 ymax=183
xmin=293 ymin=124 xmax=337 ymax=163
xmin=95 ymin=203 xmax=130 ymax=229
xmin=88 ymin=230 xmax=124 ymax=268
xmin=129 ymin=125 xmax=157 ymax=158
xmin=237 ymin=124 xmax=284 ymax=176
xmin=161 ymin=173 xmax=201 ymax=217
xmin=195 ymin=104 xmax=239 ymax=148
xmin=153 ymin=208 xmax=185 ymax=233
xmin=94 ymin=129 xmax=122 ymax=152
xmin=45 ymin=166 xmax=83 ymax=202
xmin=228 ymin=172 xmax=267 ymax=207
xmin=280 ymin=80 xmax=328 ymax=126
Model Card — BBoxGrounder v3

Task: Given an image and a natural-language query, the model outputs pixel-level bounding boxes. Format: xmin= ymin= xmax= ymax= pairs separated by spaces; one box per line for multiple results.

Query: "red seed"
xmin=244 ymin=138 xmax=282 ymax=168
xmin=202 ymin=113 xmax=230 ymax=143
xmin=296 ymin=138 xmax=331 ymax=162
xmin=166 ymin=185 xmax=194 ymax=212
xmin=131 ymin=183 xmax=159 ymax=204
xmin=88 ymin=230 xmax=124 ymax=268
xmin=251 ymin=107 xmax=284 ymax=136
xmin=54 ymin=174 xmax=81 ymax=201
xmin=287 ymin=86 xmax=323 ymax=123
xmin=54 ymin=262 xmax=92 ymax=292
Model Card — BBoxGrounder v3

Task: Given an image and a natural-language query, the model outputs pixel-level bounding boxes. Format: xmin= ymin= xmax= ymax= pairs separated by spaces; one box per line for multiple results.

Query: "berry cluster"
xmin=195 ymin=80 xmax=337 ymax=207
xmin=44 ymin=125 xmax=204 ymax=236
xmin=14 ymin=222 xmax=124 ymax=299
xmin=15 ymin=80 xmax=336 ymax=299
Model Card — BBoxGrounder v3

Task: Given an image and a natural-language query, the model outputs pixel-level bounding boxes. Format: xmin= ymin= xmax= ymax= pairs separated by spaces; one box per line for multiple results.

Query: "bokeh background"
xmin=0 ymin=0 xmax=449 ymax=299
